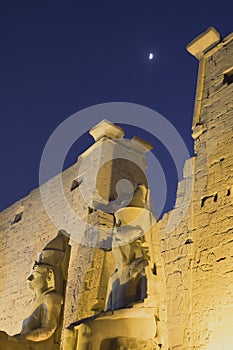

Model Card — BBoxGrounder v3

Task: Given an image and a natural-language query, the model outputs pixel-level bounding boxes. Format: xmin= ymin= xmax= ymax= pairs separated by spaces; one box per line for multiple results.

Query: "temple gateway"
xmin=0 ymin=27 xmax=233 ymax=349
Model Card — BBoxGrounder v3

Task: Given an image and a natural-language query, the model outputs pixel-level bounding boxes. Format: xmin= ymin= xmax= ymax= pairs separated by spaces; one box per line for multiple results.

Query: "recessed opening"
xmin=226 ymin=188 xmax=231 ymax=196
xmin=88 ymin=207 xmax=94 ymax=214
xmin=223 ymin=66 xmax=233 ymax=85
xmin=201 ymin=196 xmax=209 ymax=207
xmin=12 ymin=212 xmax=23 ymax=224
xmin=201 ymin=193 xmax=218 ymax=207
xmin=185 ymin=238 xmax=193 ymax=245
xmin=70 ymin=178 xmax=82 ymax=191
xmin=216 ymin=257 xmax=226 ymax=262
xmin=152 ymin=263 xmax=157 ymax=275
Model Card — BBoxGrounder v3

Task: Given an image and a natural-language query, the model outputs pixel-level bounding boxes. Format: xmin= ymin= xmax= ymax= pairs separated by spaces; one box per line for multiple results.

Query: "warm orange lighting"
xmin=206 ymin=307 xmax=233 ymax=350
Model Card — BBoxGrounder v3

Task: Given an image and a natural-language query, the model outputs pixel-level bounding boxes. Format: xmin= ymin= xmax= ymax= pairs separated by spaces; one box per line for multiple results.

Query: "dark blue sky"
xmin=1 ymin=1 xmax=232 ymax=214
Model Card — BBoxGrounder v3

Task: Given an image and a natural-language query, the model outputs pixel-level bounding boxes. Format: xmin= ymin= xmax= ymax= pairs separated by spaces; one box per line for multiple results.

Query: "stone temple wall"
xmin=0 ymin=154 xmax=117 ymax=336
xmin=157 ymin=28 xmax=233 ymax=349
xmin=0 ymin=126 xmax=167 ymax=349
xmin=0 ymin=27 xmax=232 ymax=350
xmin=0 ymin=160 xmax=83 ymax=335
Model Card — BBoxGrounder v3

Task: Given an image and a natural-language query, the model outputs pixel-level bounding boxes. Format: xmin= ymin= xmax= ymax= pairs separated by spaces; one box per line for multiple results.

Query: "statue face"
xmin=27 ymin=265 xmax=48 ymax=292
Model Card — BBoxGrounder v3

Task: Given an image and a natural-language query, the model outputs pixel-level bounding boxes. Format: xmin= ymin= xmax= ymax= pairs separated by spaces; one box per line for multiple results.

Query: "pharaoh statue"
xmin=0 ymin=231 xmax=70 ymax=350
xmin=105 ymin=236 xmax=149 ymax=311
xmin=72 ymin=183 xmax=159 ymax=350
xmin=105 ymin=184 xmax=151 ymax=311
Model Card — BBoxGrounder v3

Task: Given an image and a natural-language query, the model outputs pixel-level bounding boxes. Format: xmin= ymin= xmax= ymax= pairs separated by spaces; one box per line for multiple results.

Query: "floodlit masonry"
xmin=0 ymin=27 xmax=232 ymax=349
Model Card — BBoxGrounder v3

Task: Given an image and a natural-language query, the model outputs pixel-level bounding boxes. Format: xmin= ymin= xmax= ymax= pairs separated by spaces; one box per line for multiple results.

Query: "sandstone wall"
xmin=157 ymin=31 xmax=233 ymax=349
xmin=0 ymin=130 xmax=165 ymax=349
xmin=0 ymin=28 xmax=232 ymax=350
xmin=0 ymin=160 xmax=91 ymax=336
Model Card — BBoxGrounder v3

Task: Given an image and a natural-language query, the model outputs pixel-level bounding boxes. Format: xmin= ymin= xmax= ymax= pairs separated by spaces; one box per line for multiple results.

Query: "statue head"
xmin=26 ymin=231 xmax=70 ymax=295
xmin=27 ymin=263 xmax=55 ymax=293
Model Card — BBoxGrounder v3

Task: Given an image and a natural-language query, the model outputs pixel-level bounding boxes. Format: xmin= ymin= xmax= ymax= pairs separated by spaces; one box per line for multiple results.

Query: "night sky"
xmin=1 ymin=1 xmax=232 ymax=215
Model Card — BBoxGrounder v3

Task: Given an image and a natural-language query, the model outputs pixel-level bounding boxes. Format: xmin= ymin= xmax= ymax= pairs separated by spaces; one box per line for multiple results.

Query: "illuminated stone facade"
xmin=0 ymin=27 xmax=232 ymax=349
xmin=159 ymin=27 xmax=233 ymax=349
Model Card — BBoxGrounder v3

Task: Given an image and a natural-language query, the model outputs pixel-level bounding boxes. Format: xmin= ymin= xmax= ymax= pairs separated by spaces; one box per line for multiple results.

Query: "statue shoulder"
xmin=43 ymin=290 xmax=63 ymax=306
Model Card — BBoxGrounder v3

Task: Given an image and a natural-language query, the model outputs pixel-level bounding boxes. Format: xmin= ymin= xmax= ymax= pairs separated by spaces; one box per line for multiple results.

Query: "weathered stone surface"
xmin=186 ymin=27 xmax=221 ymax=59
xmin=159 ymin=28 xmax=233 ymax=349
xmin=0 ymin=232 xmax=70 ymax=350
xmin=0 ymin=27 xmax=232 ymax=350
